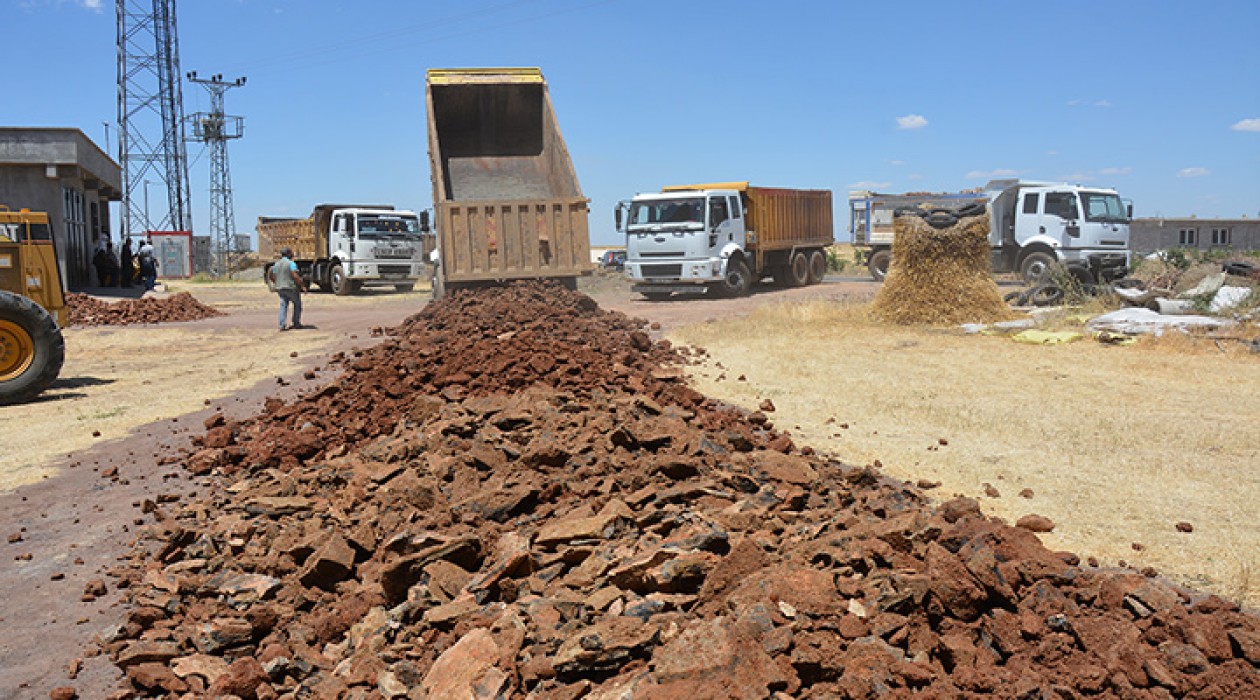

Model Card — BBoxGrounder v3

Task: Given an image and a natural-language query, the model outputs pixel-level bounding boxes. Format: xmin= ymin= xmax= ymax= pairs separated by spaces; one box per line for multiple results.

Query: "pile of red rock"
xmin=65 ymin=292 xmax=224 ymax=327
xmin=100 ymin=282 xmax=1260 ymax=699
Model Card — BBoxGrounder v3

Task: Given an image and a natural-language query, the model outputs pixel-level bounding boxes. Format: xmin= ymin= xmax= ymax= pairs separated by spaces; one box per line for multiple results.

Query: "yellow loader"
xmin=0 ymin=205 xmax=66 ymax=405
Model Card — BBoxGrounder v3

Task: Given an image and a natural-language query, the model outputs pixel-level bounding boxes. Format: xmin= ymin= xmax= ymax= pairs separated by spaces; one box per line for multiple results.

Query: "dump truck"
xmin=616 ymin=183 xmax=834 ymax=299
xmin=850 ymin=179 xmax=1131 ymax=283
xmin=257 ymin=205 xmax=432 ymax=295
xmin=425 ymin=67 xmax=592 ymax=298
xmin=0 ymin=205 xmax=66 ymax=404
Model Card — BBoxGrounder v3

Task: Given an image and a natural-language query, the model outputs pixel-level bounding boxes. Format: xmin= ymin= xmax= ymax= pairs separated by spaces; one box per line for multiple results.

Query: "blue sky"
xmin=8 ymin=0 xmax=1260 ymax=245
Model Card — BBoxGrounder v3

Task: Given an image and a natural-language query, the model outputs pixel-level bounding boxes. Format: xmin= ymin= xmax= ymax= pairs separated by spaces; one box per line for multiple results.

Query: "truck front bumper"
xmin=346 ymin=261 xmax=426 ymax=283
xmin=625 ymin=257 xmax=725 ymax=285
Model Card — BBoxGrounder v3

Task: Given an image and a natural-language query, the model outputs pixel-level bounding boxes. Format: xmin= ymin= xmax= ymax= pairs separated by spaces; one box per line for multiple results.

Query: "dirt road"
xmin=0 ymin=273 xmax=873 ymax=697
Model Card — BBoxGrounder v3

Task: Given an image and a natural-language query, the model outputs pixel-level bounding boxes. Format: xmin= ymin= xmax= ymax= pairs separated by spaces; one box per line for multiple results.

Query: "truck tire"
xmin=330 ymin=264 xmax=357 ymax=296
xmin=561 ymin=277 xmax=578 ymax=291
xmin=395 ymin=283 xmax=415 ymax=293
xmin=1030 ymin=284 xmax=1064 ymax=307
xmin=1020 ymin=251 xmax=1056 ymax=284
xmin=868 ymin=249 xmax=892 ymax=281
xmin=0 ymin=291 xmax=65 ymax=406
xmin=807 ymin=250 xmax=827 ymax=285
xmin=789 ymin=252 xmax=810 ymax=287
xmin=719 ymin=259 xmax=753 ymax=298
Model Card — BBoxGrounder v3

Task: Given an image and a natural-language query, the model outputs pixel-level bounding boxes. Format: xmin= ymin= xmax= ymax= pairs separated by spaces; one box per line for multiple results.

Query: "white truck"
xmin=257 ymin=205 xmax=433 ymax=295
xmin=616 ymin=182 xmax=833 ymax=299
xmin=850 ymin=179 xmax=1131 ymax=283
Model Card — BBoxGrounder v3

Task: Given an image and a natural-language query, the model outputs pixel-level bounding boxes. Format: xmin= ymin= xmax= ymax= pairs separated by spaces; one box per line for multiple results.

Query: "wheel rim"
xmin=0 ymin=319 xmax=35 ymax=382
xmin=1025 ymin=257 xmax=1051 ymax=280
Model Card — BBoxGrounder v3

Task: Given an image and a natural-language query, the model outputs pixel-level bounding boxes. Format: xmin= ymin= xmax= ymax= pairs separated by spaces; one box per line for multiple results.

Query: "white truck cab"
xmin=620 ymin=189 xmax=747 ymax=293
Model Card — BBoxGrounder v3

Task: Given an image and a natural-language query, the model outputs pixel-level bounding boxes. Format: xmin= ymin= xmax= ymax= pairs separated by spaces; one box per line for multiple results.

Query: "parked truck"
xmin=616 ymin=182 xmax=833 ymax=299
xmin=850 ymin=179 xmax=1131 ymax=283
xmin=426 ymin=67 xmax=592 ymax=299
xmin=256 ymin=205 xmax=431 ymax=295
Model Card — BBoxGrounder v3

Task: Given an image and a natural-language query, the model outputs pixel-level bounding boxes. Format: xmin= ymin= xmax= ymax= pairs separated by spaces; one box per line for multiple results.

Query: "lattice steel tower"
xmin=187 ymin=72 xmax=246 ymax=276
xmin=116 ymin=0 xmax=193 ymax=237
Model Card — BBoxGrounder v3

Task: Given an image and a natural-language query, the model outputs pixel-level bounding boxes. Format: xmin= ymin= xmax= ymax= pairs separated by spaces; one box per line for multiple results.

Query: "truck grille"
xmin=374 ymin=247 xmax=416 ymax=259
xmin=378 ymin=264 xmax=412 ymax=275
xmin=642 ymin=264 xmax=683 ymax=278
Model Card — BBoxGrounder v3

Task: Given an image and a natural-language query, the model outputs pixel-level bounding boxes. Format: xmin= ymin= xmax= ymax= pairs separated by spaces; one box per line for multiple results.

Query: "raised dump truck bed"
xmin=426 ymin=67 xmax=591 ymax=293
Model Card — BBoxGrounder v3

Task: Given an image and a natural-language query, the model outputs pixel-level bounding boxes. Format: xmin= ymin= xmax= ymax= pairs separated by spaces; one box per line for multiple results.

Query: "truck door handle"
xmin=1039 ymin=226 xmax=1045 ymax=234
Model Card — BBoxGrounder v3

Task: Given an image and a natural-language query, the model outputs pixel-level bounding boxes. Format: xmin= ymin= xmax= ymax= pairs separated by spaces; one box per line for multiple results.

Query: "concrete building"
xmin=1131 ymin=217 xmax=1260 ymax=256
xmin=0 ymin=127 xmax=122 ymax=288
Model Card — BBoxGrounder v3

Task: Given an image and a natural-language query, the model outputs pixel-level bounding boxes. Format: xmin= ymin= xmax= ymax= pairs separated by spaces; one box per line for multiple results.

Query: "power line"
xmin=216 ymin=0 xmax=619 ymax=77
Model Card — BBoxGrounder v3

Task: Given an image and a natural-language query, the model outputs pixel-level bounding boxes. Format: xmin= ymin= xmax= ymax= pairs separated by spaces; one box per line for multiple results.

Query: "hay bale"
xmin=871 ymin=211 xmax=1012 ymax=325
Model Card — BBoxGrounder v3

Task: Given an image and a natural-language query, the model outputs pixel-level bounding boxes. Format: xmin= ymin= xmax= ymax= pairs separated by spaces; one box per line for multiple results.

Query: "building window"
xmin=1178 ymin=228 xmax=1197 ymax=246
xmin=1211 ymin=227 xmax=1231 ymax=246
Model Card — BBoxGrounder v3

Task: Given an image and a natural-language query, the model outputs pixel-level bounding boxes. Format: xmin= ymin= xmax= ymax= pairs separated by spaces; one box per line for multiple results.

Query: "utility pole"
xmin=186 ymin=71 xmax=245 ymax=277
xmin=116 ymin=0 xmax=193 ymax=239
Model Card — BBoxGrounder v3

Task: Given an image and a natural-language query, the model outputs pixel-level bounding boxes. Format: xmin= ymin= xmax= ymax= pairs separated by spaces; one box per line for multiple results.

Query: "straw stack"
xmin=872 ymin=210 xmax=1012 ymax=324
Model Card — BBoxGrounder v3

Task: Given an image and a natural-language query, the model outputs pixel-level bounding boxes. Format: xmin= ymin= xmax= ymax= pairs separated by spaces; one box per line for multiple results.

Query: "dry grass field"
xmin=671 ymin=300 xmax=1260 ymax=608
xmin=0 ymin=279 xmax=427 ymax=492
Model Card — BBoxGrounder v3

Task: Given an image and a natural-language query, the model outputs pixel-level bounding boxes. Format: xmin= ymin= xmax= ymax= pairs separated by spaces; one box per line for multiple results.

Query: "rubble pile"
xmin=873 ymin=211 xmax=1012 ymax=325
xmin=101 ymin=282 xmax=1259 ymax=699
xmin=66 ymin=292 xmax=225 ymax=326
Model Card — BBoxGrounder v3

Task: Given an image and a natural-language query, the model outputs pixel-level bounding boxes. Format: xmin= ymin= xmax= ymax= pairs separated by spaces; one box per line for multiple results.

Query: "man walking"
xmin=269 ymin=247 xmax=307 ymax=331
xmin=137 ymin=238 xmax=158 ymax=291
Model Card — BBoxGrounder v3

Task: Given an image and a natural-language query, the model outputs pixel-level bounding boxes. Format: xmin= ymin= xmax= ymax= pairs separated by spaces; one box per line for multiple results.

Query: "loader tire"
xmin=0 ymin=291 xmax=65 ymax=405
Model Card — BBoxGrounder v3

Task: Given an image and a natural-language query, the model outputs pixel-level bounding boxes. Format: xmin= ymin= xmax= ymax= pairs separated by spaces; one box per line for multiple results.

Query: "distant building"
xmin=0 ymin=128 xmax=122 ymax=287
xmin=1131 ymin=217 xmax=1260 ymax=255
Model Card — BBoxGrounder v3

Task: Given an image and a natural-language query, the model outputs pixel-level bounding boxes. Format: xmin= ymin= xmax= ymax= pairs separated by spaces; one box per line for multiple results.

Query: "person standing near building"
xmin=118 ymin=238 xmax=134 ymax=288
xmin=268 ymin=247 xmax=307 ymax=331
xmin=92 ymin=238 xmax=113 ymax=287
xmin=137 ymin=238 xmax=157 ymax=291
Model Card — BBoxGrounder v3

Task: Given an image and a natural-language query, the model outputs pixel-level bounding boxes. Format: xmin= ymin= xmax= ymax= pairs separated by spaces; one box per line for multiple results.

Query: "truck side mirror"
xmin=614 ymin=206 xmax=623 ymax=232
xmin=419 ymin=211 xmax=430 ymax=233
xmin=1126 ymin=203 xmax=1133 ymax=219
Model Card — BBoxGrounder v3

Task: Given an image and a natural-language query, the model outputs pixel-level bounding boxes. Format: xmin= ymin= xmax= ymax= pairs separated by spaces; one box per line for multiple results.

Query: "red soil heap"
xmin=100 ymin=281 xmax=1259 ymax=698
xmin=65 ymin=292 xmax=224 ymax=326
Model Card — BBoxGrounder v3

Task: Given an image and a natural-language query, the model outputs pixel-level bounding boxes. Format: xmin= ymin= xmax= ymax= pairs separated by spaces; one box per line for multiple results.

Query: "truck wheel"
xmin=720 ymin=259 xmax=753 ymax=298
xmin=1020 ymin=251 xmax=1056 ymax=284
xmin=331 ymin=264 xmax=354 ymax=296
xmin=561 ymin=277 xmax=578 ymax=291
xmin=789 ymin=252 xmax=810 ymax=287
xmin=868 ymin=249 xmax=892 ymax=281
xmin=395 ymin=283 xmax=415 ymax=293
xmin=807 ymin=250 xmax=827 ymax=285
xmin=0 ymin=291 xmax=65 ymax=406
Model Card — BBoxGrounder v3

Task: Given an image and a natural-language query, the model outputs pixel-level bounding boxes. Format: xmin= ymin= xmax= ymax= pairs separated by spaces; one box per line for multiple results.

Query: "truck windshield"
xmin=626 ymin=197 xmax=705 ymax=229
xmin=357 ymin=215 xmax=421 ymax=238
xmin=1081 ymin=193 xmax=1129 ymax=223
